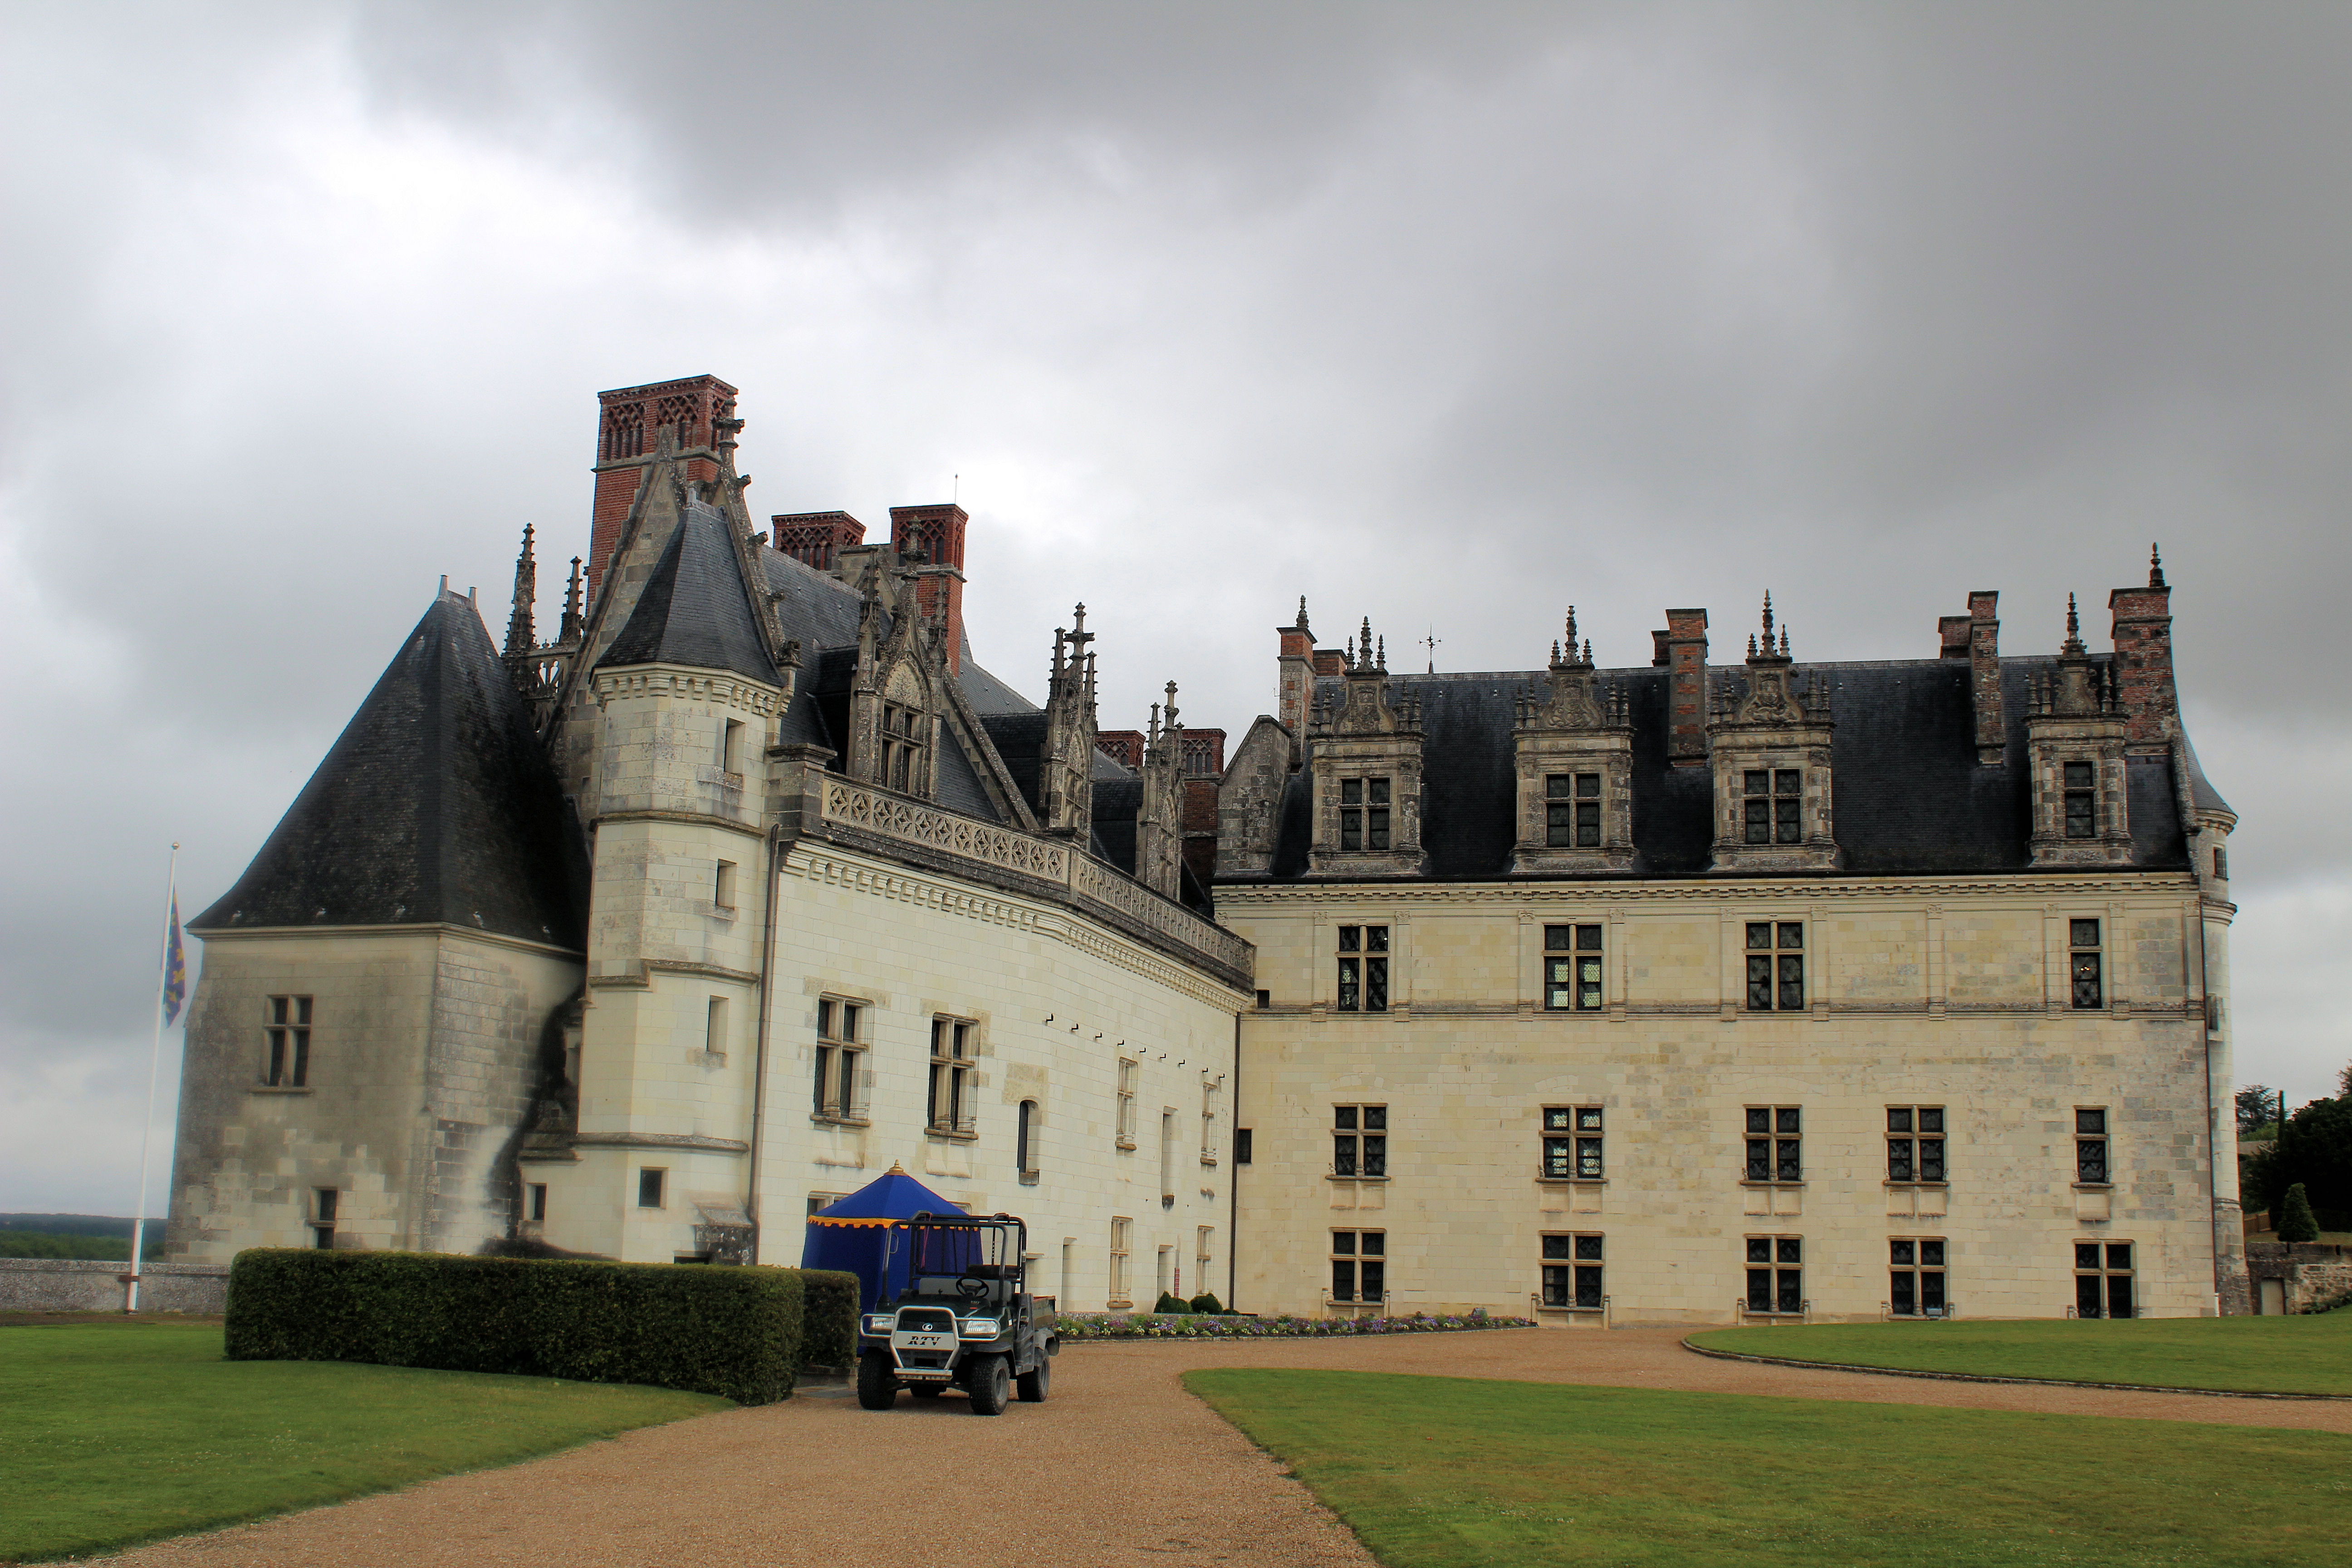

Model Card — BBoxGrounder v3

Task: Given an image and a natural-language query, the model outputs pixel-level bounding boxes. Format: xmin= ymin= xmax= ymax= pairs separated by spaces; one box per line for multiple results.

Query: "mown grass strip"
xmin=0 ymin=1323 xmax=726 ymax=1563
xmin=1186 ymin=1367 xmax=2352 ymax=1568
xmin=1687 ymin=1313 xmax=2352 ymax=1396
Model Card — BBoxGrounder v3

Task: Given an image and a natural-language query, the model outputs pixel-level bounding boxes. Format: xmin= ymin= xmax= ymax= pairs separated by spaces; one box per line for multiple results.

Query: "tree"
xmin=2339 ymin=1060 xmax=2352 ymax=1100
xmin=2276 ymin=1183 xmax=2321 ymax=1245
xmin=2247 ymin=1095 xmax=2352 ymax=1222
xmin=2236 ymin=1085 xmax=2280 ymax=1137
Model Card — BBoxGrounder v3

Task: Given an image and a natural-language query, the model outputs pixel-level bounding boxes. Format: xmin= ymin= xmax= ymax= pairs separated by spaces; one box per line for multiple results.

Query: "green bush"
xmin=2276 ymin=1182 xmax=2322 ymax=1244
xmin=225 ymin=1250 xmax=807 ymax=1404
xmin=1187 ymin=1291 xmax=1225 ymax=1314
xmin=795 ymin=1268 xmax=859 ymax=1368
xmin=1153 ymin=1291 xmax=1191 ymax=1313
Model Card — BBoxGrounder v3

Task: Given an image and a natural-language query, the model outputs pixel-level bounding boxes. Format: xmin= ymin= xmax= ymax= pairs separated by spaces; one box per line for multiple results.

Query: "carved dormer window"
xmin=1512 ymin=609 xmax=1632 ymax=875
xmin=2025 ymin=596 xmax=2134 ymax=868
xmin=1306 ymin=621 xmax=1427 ymax=877
xmin=1706 ymin=595 xmax=1838 ymax=874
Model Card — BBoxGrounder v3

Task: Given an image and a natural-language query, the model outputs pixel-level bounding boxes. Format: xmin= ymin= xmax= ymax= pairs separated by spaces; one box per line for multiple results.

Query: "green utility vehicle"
xmin=856 ymin=1212 xmax=1058 ymax=1415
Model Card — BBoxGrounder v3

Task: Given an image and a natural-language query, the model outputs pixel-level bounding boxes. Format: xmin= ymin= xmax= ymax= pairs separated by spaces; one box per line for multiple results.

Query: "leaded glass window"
xmin=1339 ymin=777 xmax=1391 ymax=852
xmin=1337 ymin=925 xmax=1389 ymax=1013
xmin=1745 ymin=1236 xmax=1803 ymax=1313
xmin=1544 ymin=924 xmax=1603 ymax=1010
xmin=2075 ymin=1107 xmax=2109 ymax=1184
xmin=1743 ymin=769 xmax=1803 ymax=845
xmin=1333 ymin=1104 xmax=1387 ymax=1177
xmin=1541 ymin=1106 xmax=1603 ymax=1179
xmin=1890 ymin=1238 xmax=1947 ymax=1317
xmin=1541 ymin=1233 xmax=1604 ymax=1308
xmin=2073 ymin=1240 xmax=2132 ymax=1318
xmin=1745 ymin=922 xmax=1805 ymax=1010
xmin=1547 ymin=774 xmax=1601 ymax=848
xmin=2070 ymin=919 xmax=2102 ymax=1009
xmin=1745 ymin=1106 xmax=1802 ymax=1181
xmin=1331 ymin=1230 xmax=1385 ymax=1302
xmin=1887 ymin=1106 xmax=1946 ymax=1182
xmin=2063 ymin=760 xmax=2096 ymax=838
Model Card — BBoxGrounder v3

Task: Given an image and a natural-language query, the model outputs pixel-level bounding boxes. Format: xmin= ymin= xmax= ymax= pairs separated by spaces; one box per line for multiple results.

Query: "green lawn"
xmin=1187 ymin=1368 xmax=2352 ymax=1568
xmin=1687 ymin=1313 xmax=2352 ymax=1396
xmin=0 ymin=1321 xmax=727 ymax=1563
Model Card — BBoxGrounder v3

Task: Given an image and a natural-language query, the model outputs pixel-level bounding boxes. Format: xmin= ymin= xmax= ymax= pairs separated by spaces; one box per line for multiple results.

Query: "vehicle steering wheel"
xmin=956 ymin=1274 xmax=992 ymax=1301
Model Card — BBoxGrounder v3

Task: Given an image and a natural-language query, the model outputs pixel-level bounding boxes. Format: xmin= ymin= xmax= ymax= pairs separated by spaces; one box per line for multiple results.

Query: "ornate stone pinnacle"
xmin=1566 ymin=605 xmax=1579 ymax=649
xmin=1779 ymin=627 xmax=1790 ymax=657
xmin=1376 ymin=636 xmax=1386 ymax=668
xmin=2150 ymin=543 xmax=2166 ymax=588
xmin=1072 ymin=602 xmax=1088 ymax=636
xmin=2063 ymin=593 xmax=2085 ymax=654
xmin=1583 ymin=638 xmax=1593 ymax=664
xmin=1749 ymin=633 xmax=1759 ymax=657
xmin=1296 ymin=596 xmax=1310 ymax=630
xmin=1761 ymin=591 xmax=1775 ymax=642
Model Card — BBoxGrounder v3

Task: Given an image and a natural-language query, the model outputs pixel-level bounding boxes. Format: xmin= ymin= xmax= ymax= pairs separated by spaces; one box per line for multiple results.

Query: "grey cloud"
xmin=5 ymin=1 xmax=2349 ymax=1211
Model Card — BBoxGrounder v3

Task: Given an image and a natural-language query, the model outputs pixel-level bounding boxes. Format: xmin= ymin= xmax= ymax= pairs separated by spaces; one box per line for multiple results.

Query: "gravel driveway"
xmin=91 ymin=1327 xmax=2352 ymax=1568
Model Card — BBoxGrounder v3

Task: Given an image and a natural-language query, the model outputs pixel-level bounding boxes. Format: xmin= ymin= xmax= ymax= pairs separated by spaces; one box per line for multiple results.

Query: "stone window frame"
xmin=264 ymin=994 xmax=314 ymax=1088
xmin=1329 ymin=1228 xmax=1387 ymax=1304
xmin=1744 ymin=1106 xmax=1803 ymax=1184
xmin=1108 ymin=1216 xmax=1133 ymax=1308
xmin=1889 ymin=1237 xmax=1949 ymax=1317
xmin=1333 ymin=1103 xmax=1388 ymax=1179
xmin=2073 ymin=1107 xmax=2111 ymax=1186
xmin=1200 ymin=1078 xmax=1221 ymax=1166
xmin=2062 ymin=759 xmax=2100 ymax=838
xmin=527 ymin=1183 xmax=549 ymax=1224
xmin=1744 ymin=921 xmax=1806 ymax=1011
xmin=1886 ymin=1106 xmax=1947 ymax=1185
xmin=1543 ymin=924 xmax=1604 ymax=1011
xmin=880 ymin=701 xmax=926 ymax=795
xmin=1338 ymin=775 xmax=1392 ymax=852
xmin=2073 ymin=1239 xmax=2135 ymax=1318
xmin=1336 ymin=923 xmax=1390 ymax=1013
xmin=1116 ymin=1058 xmax=1139 ymax=1150
xmin=636 ymin=1167 xmax=667 ymax=1210
xmin=1540 ymin=1105 xmax=1605 ymax=1181
xmin=2068 ymin=918 xmax=2104 ymax=1009
xmin=1545 ymin=773 xmax=1603 ymax=848
xmin=926 ymin=1016 xmax=979 ymax=1139
xmin=712 ymin=858 xmax=738 ymax=913
xmin=310 ymin=1187 xmax=339 ymax=1251
xmin=1744 ymin=1234 xmax=1805 ymax=1316
xmin=1741 ymin=767 xmax=1806 ymax=845
xmin=1016 ymin=1099 xmax=1040 ymax=1183
xmin=812 ymin=996 xmax=868 ymax=1125
xmin=1539 ymin=1231 xmax=1605 ymax=1311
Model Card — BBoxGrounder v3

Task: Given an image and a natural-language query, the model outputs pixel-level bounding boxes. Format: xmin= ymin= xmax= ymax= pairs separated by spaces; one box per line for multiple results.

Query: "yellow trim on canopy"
xmin=805 ymin=1215 xmax=908 ymax=1228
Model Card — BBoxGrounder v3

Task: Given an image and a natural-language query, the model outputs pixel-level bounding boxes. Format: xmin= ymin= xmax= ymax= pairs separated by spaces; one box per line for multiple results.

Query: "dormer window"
xmin=1340 ymin=778 xmax=1391 ymax=851
xmin=882 ymin=703 xmax=924 ymax=794
xmin=1744 ymin=770 xmax=1802 ymax=844
xmin=2063 ymin=761 xmax=2096 ymax=838
xmin=1547 ymin=775 xmax=1601 ymax=848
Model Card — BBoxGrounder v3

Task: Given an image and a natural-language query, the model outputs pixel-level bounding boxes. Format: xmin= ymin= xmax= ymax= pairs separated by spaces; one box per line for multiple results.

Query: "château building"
xmin=167 ymin=372 xmax=2249 ymax=1322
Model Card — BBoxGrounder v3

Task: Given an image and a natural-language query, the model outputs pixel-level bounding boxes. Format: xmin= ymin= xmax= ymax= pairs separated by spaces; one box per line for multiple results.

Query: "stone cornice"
xmin=588 ymin=959 xmax=762 ymax=990
xmin=187 ymin=922 xmax=584 ymax=959
xmin=569 ymin=1132 xmax=750 ymax=1153
xmin=593 ymin=808 xmax=767 ymax=843
xmin=1214 ymin=870 xmax=2200 ymax=909
xmin=593 ymin=664 xmax=782 ymax=714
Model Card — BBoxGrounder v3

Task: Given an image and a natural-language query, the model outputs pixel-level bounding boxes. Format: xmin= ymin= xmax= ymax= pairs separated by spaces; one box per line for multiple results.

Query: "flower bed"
xmin=1054 ymin=1308 xmax=1536 ymax=1340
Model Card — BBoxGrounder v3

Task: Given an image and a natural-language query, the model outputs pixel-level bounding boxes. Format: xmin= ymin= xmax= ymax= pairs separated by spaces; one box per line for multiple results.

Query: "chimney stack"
xmin=1662 ymin=608 xmax=1709 ymax=766
xmin=889 ymin=504 xmax=969 ymax=675
xmin=585 ymin=375 xmax=738 ymax=608
xmin=771 ymin=511 xmax=867 ymax=573
xmin=2108 ymin=545 xmax=2176 ymax=755
xmin=1966 ymin=591 xmax=2004 ymax=764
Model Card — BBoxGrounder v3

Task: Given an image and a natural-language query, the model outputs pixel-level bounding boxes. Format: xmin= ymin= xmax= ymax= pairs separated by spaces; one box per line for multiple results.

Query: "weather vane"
xmin=1421 ymin=626 xmax=1442 ymax=674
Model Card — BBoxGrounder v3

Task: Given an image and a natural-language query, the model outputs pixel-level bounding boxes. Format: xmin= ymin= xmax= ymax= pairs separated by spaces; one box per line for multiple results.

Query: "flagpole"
xmin=128 ymin=843 xmax=179 ymax=1313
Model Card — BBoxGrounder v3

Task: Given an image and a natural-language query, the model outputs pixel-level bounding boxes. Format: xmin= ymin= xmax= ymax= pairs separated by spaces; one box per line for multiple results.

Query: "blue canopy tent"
xmin=799 ymin=1165 xmax=970 ymax=1312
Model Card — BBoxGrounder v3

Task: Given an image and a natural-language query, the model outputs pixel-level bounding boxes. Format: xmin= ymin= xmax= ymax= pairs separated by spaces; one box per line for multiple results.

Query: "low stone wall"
xmin=0 ymin=1258 xmax=230 ymax=1314
xmin=2246 ymin=1242 xmax=2352 ymax=1314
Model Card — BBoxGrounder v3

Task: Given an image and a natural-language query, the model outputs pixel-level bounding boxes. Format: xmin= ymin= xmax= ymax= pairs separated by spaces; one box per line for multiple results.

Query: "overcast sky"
xmin=5 ymin=2 xmax=2348 ymax=1215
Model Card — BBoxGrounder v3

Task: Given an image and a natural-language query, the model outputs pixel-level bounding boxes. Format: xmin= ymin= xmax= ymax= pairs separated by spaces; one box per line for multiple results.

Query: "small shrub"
xmin=796 ymin=1269 xmax=859 ymax=1367
xmin=1154 ymin=1291 xmax=1191 ymax=1313
xmin=1188 ymin=1291 xmax=1225 ymax=1314
xmin=2275 ymin=1183 xmax=2322 ymax=1244
xmin=226 ymin=1249 xmax=810 ymax=1404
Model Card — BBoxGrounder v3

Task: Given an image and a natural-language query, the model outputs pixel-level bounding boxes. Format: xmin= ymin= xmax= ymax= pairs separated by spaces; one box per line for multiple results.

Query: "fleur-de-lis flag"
xmin=162 ymin=895 xmax=186 ymax=1025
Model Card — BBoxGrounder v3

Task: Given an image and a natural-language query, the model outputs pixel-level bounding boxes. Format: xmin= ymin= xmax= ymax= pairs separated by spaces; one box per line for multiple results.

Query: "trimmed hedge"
xmin=226 ymin=1250 xmax=809 ymax=1404
xmin=797 ymin=1269 xmax=859 ymax=1369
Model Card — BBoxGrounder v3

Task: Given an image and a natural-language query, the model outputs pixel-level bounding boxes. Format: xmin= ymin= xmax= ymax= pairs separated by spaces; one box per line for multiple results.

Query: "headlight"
xmin=865 ymin=1314 xmax=894 ymax=1334
xmin=959 ymin=1317 xmax=1001 ymax=1338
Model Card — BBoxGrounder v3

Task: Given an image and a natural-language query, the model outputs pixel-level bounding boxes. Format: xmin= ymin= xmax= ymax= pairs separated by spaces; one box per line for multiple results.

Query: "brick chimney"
xmin=2108 ymin=546 xmax=2176 ymax=755
xmin=1938 ymin=615 xmax=1971 ymax=658
xmin=771 ymin=511 xmax=867 ymax=573
xmin=889 ymin=504 xmax=968 ymax=675
xmin=1662 ymin=608 xmax=1709 ymax=766
xmin=585 ymin=375 xmax=737 ymax=608
xmin=1277 ymin=599 xmax=1315 ymax=761
xmin=1966 ymin=591 xmax=2004 ymax=764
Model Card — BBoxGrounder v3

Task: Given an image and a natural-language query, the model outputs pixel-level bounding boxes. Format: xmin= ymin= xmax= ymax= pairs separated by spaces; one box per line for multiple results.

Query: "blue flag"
xmin=162 ymin=896 xmax=186 ymax=1025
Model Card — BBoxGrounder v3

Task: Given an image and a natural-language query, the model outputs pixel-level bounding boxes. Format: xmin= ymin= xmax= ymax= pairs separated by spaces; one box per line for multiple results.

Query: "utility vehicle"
xmin=855 ymin=1212 xmax=1057 ymax=1415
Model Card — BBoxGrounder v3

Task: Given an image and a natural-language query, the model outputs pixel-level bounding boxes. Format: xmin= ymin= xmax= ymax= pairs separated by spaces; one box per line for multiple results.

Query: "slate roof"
xmin=191 ymin=591 xmax=588 ymax=946
xmin=598 ymin=500 xmax=779 ymax=686
xmin=1246 ymin=655 xmax=2198 ymax=882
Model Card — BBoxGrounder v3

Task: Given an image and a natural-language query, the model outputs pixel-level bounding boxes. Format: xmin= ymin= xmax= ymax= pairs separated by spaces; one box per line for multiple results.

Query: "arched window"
xmin=1017 ymin=1099 xmax=1038 ymax=1181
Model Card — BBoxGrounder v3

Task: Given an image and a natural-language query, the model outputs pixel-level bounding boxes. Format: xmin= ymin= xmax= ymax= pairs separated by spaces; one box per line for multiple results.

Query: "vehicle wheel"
xmin=1016 ymin=1353 xmax=1051 ymax=1403
xmin=911 ymin=1383 xmax=944 ymax=1399
xmin=967 ymin=1354 xmax=1011 ymax=1416
xmin=856 ymin=1352 xmax=898 ymax=1410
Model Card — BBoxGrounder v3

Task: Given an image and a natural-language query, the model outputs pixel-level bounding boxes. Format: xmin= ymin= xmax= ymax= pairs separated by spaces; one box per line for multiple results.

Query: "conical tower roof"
xmin=191 ymin=588 xmax=588 ymax=946
xmin=597 ymin=499 xmax=779 ymax=686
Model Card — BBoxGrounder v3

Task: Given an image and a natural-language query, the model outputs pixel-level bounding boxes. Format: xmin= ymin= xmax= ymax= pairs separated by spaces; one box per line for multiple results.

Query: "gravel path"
xmin=90 ymin=1327 xmax=2352 ymax=1568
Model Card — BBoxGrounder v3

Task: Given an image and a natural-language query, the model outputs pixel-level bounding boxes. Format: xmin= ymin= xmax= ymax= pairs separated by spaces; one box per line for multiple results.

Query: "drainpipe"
xmin=1227 ymin=1009 xmax=1240 ymax=1312
xmin=746 ymin=822 xmax=783 ymax=1262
